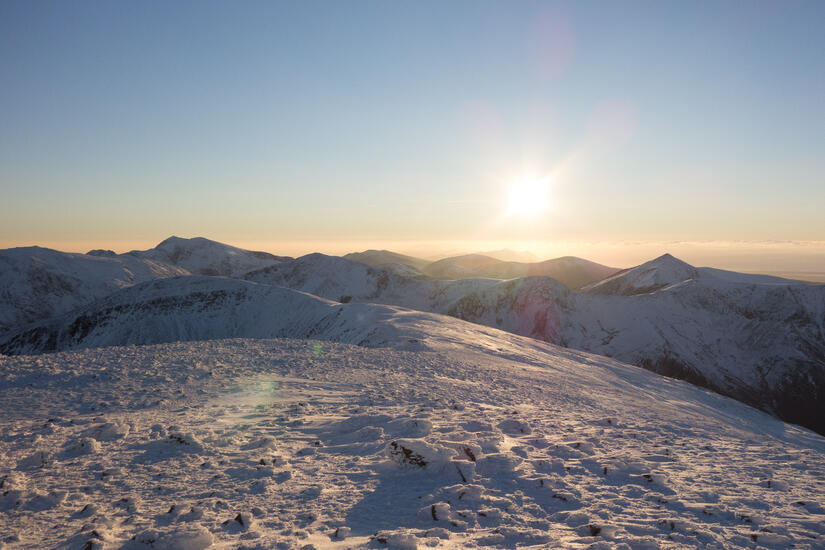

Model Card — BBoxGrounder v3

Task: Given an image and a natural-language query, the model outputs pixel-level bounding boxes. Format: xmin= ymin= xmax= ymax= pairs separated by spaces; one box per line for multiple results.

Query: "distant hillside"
xmin=343 ymin=249 xmax=617 ymax=288
xmin=343 ymin=249 xmax=430 ymax=271
xmin=422 ymin=254 xmax=619 ymax=289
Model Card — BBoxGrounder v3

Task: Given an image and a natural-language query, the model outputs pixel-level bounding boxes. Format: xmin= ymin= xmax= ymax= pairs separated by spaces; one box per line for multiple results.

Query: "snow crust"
xmin=1 ymin=329 xmax=824 ymax=548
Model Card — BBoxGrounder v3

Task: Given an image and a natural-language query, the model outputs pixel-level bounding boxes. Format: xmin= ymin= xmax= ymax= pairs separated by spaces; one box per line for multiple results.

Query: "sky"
xmin=1 ymin=1 xmax=824 ymax=272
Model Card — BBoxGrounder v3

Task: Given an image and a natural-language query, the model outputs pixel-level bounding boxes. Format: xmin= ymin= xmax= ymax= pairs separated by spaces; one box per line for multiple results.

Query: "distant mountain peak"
xmin=645 ymin=253 xmax=697 ymax=272
xmin=586 ymin=253 xmax=698 ymax=296
xmin=651 ymin=252 xmax=685 ymax=263
xmin=155 ymin=236 xmax=217 ymax=249
xmin=343 ymin=250 xmax=430 ymax=271
xmin=86 ymin=249 xmax=117 ymax=257
xmin=156 ymin=235 xmax=186 ymax=246
xmin=136 ymin=236 xmax=288 ymax=277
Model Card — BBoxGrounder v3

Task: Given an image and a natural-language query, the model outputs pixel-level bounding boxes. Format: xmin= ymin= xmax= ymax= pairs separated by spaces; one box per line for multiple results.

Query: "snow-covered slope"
xmin=0 ymin=276 xmax=525 ymax=357
xmin=0 ymin=247 xmax=188 ymax=336
xmin=243 ymin=253 xmax=504 ymax=312
xmin=243 ymin=255 xmax=573 ymax=341
xmin=129 ymin=236 xmax=291 ymax=277
xmin=454 ymin=264 xmax=825 ymax=435
xmin=1 ymin=330 xmax=824 ymax=548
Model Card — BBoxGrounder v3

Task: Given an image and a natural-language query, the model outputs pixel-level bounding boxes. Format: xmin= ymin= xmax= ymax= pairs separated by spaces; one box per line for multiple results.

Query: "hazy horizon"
xmin=4 ymin=235 xmax=825 ymax=281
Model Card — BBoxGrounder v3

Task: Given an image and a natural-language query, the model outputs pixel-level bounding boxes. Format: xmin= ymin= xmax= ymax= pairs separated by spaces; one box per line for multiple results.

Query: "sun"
xmin=506 ymin=177 xmax=550 ymax=217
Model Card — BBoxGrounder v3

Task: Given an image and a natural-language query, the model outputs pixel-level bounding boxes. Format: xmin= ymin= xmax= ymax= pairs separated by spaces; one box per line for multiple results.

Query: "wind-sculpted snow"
xmin=1 ymin=336 xmax=824 ymax=548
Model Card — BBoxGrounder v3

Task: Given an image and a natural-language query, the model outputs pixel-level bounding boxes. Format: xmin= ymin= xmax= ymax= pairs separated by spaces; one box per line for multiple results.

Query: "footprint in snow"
xmin=222 ymin=512 xmax=255 ymax=533
xmin=124 ymin=527 xmax=213 ymax=550
xmin=496 ymin=419 xmax=532 ymax=436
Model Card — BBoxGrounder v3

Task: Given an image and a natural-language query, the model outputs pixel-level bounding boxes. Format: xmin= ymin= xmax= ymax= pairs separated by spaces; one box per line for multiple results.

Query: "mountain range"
xmin=1 ymin=236 xmax=823 ymax=436
xmin=343 ymin=249 xmax=619 ymax=286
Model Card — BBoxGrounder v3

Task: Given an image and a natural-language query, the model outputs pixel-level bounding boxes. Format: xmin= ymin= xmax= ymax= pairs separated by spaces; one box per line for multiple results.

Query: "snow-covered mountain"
xmin=244 ymin=253 xmax=504 ymax=311
xmin=243 ymin=254 xmax=571 ymax=344
xmin=128 ymin=236 xmax=291 ymax=277
xmin=423 ymin=254 xmax=514 ymax=279
xmin=0 ymin=246 xmax=188 ymax=336
xmin=478 ymin=247 xmax=539 ymax=262
xmin=0 ymin=237 xmax=293 ymax=337
xmin=443 ymin=255 xmax=825 ymax=434
xmin=528 ymin=256 xmax=623 ymax=289
xmin=584 ymin=253 xmax=700 ymax=295
xmin=344 ymin=249 xmax=618 ymax=288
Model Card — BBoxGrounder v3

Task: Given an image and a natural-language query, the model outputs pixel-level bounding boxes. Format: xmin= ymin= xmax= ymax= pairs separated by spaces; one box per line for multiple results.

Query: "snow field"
xmin=1 ymin=338 xmax=824 ymax=548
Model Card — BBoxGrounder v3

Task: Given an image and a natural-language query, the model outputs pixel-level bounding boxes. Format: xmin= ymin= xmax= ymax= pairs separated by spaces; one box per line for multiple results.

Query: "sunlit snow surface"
xmin=1 ymin=334 xmax=824 ymax=549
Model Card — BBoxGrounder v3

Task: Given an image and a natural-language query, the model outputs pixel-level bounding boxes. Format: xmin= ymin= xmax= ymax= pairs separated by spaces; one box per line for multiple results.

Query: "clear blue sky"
xmin=1 ymin=1 xmax=824 ymax=265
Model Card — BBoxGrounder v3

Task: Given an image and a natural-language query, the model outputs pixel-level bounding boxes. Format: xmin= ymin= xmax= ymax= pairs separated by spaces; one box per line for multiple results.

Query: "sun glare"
xmin=506 ymin=177 xmax=550 ymax=217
